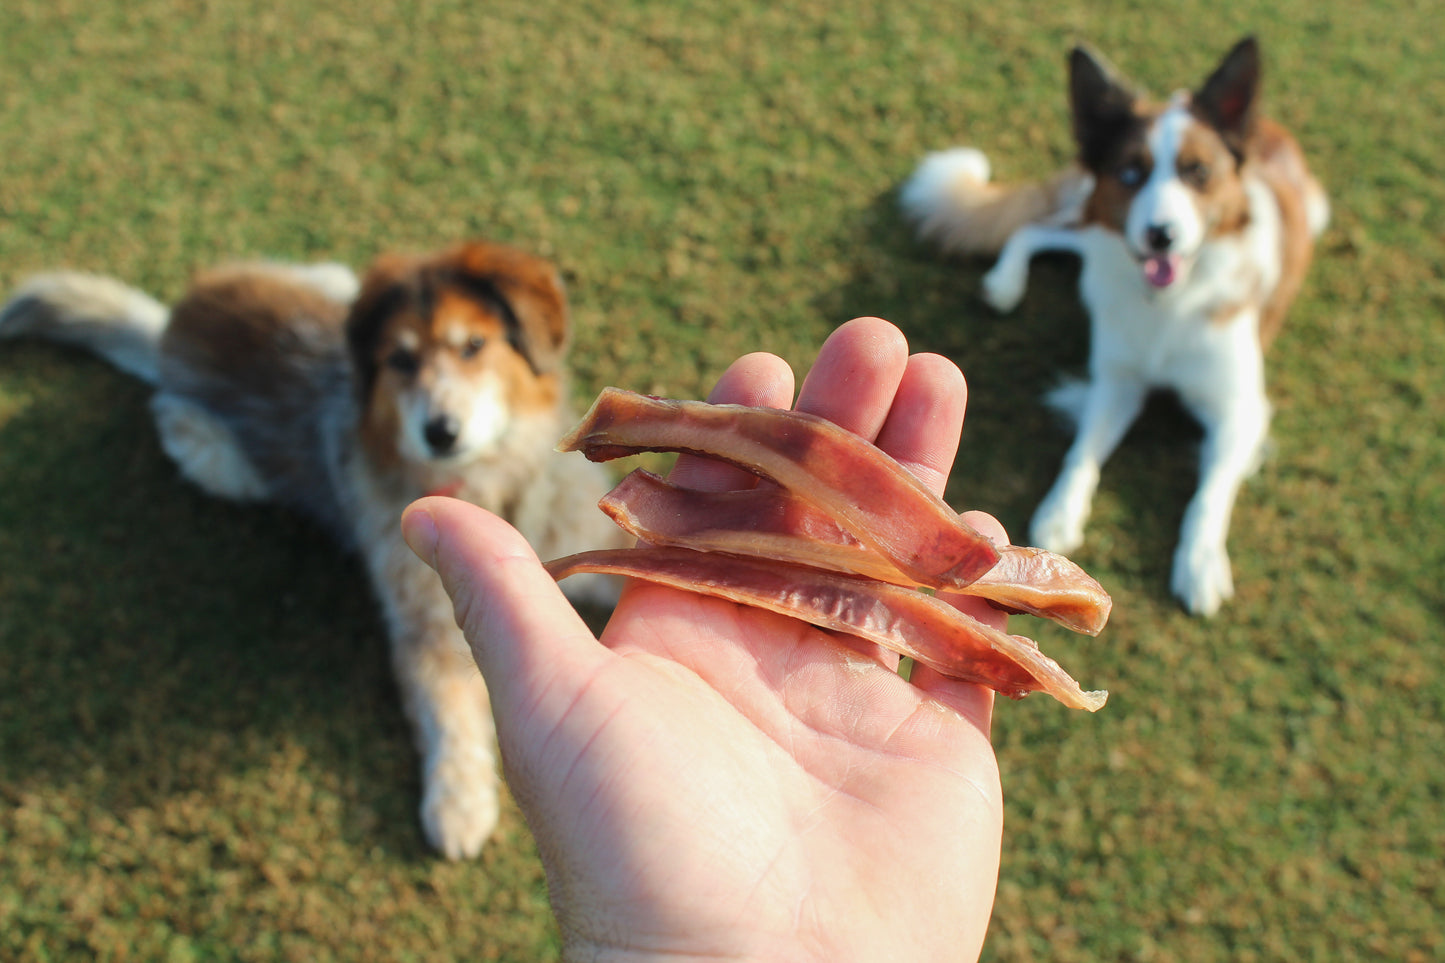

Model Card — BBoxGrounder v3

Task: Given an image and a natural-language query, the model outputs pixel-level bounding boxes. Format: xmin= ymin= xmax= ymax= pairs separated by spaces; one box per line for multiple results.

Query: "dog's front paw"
xmin=1029 ymin=495 xmax=1086 ymax=556
xmin=1171 ymin=539 xmax=1234 ymax=617
xmin=982 ymin=260 xmax=1027 ymax=313
xmin=420 ymin=747 xmax=500 ymax=860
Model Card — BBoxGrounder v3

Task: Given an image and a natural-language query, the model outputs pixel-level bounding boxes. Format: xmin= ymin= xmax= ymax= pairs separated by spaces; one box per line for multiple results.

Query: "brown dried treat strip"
xmin=546 ymin=546 xmax=1108 ymax=712
xmin=968 ymin=546 xmax=1112 ymax=636
xmin=599 ymin=469 xmax=1111 ymax=636
xmin=557 ymin=387 xmax=1001 ymax=587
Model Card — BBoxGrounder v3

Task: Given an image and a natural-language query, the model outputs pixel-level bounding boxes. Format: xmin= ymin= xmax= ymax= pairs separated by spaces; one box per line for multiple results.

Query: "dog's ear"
xmin=1069 ymin=44 xmax=1140 ymax=171
xmin=346 ymin=252 xmax=418 ymax=401
xmin=1194 ymin=36 xmax=1260 ymax=161
xmin=450 ymin=243 xmax=570 ymax=375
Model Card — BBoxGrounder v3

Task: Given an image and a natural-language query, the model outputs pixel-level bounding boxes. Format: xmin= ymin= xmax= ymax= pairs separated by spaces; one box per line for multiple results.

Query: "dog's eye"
xmin=386 ymin=348 xmax=419 ymax=375
xmin=1117 ymin=162 xmax=1146 ymax=187
xmin=460 ymin=336 xmax=486 ymax=360
xmin=1179 ymin=161 xmax=1211 ymax=187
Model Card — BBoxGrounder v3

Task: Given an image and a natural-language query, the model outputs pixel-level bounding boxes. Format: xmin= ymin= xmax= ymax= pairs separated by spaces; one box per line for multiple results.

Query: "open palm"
xmin=404 ymin=317 xmax=1005 ymax=962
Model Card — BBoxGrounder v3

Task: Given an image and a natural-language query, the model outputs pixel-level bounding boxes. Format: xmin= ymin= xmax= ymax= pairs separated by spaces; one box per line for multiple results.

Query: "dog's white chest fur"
xmin=1075 ymin=179 xmax=1280 ymax=406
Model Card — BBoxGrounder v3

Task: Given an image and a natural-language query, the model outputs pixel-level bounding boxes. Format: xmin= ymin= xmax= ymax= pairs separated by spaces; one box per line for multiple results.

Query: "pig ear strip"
xmin=549 ymin=388 xmax=1110 ymax=712
xmin=597 ymin=469 xmax=1112 ymax=637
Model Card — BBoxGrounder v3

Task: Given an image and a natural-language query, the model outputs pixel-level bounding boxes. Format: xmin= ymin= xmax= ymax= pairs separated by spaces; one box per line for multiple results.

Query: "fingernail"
xmin=401 ymin=504 xmax=439 ymax=566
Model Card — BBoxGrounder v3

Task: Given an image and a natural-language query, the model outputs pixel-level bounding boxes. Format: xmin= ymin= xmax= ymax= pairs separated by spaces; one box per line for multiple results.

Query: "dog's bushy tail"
xmin=0 ymin=272 xmax=169 ymax=383
xmin=900 ymin=148 xmax=1094 ymax=256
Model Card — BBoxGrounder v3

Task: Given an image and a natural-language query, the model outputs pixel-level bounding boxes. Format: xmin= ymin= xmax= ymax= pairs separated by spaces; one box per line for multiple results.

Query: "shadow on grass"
xmin=0 ymin=346 xmax=431 ymax=858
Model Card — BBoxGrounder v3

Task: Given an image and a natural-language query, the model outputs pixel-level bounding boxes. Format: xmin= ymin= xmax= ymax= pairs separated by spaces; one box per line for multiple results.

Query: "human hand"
xmin=402 ymin=317 xmax=1005 ymax=962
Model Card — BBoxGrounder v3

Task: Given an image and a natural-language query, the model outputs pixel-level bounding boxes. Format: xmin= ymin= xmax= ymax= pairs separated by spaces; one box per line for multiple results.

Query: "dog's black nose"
xmin=1145 ymin=224 xmax=1175 ymax=253
xmin=424 ymin=415 xmax=461 ymax=454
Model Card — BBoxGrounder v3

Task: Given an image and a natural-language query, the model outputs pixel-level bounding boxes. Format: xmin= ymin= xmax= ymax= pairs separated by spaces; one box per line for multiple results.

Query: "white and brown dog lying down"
xmin=902 ymin=37 xmax=1328 ymax=616
xmin=0 ymin=241 xmax=625 ymax=857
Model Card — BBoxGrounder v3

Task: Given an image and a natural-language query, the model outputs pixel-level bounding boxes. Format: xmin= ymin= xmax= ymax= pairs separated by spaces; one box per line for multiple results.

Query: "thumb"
xmin=401 ymin=496 xmax=609 ymax=724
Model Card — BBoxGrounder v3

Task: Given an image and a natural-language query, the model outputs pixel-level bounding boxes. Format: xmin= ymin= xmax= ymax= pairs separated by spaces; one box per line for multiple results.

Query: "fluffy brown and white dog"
xmin=0 ymin=241 xmax=624 ymax=857
xmin=901 ymin=37 xmax=1329 ymax=616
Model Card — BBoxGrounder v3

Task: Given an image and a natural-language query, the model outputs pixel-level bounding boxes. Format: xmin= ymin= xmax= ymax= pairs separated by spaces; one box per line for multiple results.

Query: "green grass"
xmin=1 ymin=0 xmax=1440 ymax=959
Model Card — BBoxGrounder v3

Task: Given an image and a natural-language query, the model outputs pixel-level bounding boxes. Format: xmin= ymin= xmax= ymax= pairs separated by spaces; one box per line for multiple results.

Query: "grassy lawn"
xmin=1 ymin=0 xmax=1440 ymax=959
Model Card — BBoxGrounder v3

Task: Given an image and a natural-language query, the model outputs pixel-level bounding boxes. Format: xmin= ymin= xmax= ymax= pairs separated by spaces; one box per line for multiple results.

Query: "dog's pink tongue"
xmin=1144 ymin=255 xmax=1180 ymax=288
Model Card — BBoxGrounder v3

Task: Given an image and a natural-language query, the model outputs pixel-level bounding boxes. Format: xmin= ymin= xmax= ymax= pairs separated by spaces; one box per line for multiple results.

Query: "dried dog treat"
xmin=557 ymin=387 xmax=1001 ymax=588
xmin=598 ymin=468 xmax=1111 ymax=636
xmin=545 ymin=547 xmax=1107 ymax=712
xmin=549 ymin=390 xmax=1110 ymax=710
